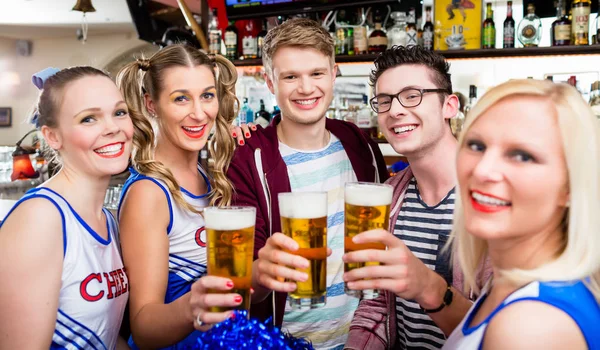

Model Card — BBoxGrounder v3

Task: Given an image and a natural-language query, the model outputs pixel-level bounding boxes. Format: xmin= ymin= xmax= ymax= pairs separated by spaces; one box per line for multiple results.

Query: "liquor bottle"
xmin=254 ymin=99 xmax=271 ymax=128
xmin=503 ymin=1 xmax=515 ymax=48
xmin=368 ymin=10 xmax=388 ymax=53
xmin=552 ymin=0 xmax=571 ymax=46
xmin=242 ymin=21 xmax=257 ymax=60
xmin=517 ymin=3 xmax=542 ymax=47
xmin=406 ymin=7 xmax=418 ymax=47
xmin=464 ymin=85 xmax=478 ymax=118
xmin=482 ymin=3 xmax=496 ymax=49
xmin=225 ymin=20 xmax=238 ymax=60
xmin=589 ymin=81 xmax=600 ymax=119
xmin=356 ymin=95 xmax=377 ymax=138
xmin=388 ymin=12 xmax=408 ymax=48
xmin=423 ymin=6 xmax=434 ymax=51
xmin=354 ymin=8 xmax=368 ymax=54
xmin=571 ymin=0 xmax=591 ymax=46
xmin=208 ymin=8 xmax=221 ymax=55
xmin=237 ymin=98 xmax=254 ymax=126
xmin=257 ymin=19 xmax=268 ymax=59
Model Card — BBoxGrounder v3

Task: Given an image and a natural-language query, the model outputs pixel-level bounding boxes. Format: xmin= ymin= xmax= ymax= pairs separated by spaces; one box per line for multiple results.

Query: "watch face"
xmin=443 ymin=287 xmax=454 ymax=305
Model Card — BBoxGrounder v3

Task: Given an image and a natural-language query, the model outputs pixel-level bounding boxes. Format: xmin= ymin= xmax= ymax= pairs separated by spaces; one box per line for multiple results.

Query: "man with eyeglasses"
xmin=344 ymin=46 xmax=491 ymax=349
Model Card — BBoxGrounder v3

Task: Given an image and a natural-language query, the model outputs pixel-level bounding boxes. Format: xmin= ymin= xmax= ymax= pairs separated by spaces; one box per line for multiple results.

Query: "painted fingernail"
xmin=232 ymin=132 xmax=237 ymax=138
xmin=234 ymin=296 xmax=243 ymax=303
xmin=230 ymin=312 xmax=236 ymax=319
xmin=226 ymin=281 xmax=234 ymax=288
xmin=245 ymin=133 xmax=250 ymax=137
xmin=239 ymin=140 xmax=245 ymax=145
xmin=251 ymin=126 xmax=257 ymax=130
xmin=251 ymin=288 xmax=255 ymax=293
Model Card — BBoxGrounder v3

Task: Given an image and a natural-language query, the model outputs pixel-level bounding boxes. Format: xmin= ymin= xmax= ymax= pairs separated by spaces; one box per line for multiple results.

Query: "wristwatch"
xmin=422 ymin=280 xmax=453 ymax=314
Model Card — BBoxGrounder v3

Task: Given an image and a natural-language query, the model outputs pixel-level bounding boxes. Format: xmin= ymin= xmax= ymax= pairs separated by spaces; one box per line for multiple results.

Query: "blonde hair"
xmin=262 ymin=18 xmax=334 ymax=77
xmin=451 ymin=79 xmax=600 ymax=300
xmin=116 ymin=45 xmax=238 ymax=212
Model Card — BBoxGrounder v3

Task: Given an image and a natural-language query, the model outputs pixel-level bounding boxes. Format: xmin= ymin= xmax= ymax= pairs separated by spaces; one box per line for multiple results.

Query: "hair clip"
xmin=32 ymin=67 xmax=60 ymax=90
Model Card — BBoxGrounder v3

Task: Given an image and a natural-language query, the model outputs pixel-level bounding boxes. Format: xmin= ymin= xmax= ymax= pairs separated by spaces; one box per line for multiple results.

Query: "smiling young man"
xmin=343 ymin=46 xmax=491 ymax=350
xmin=226 ymin=18 xmax=388 ymax=349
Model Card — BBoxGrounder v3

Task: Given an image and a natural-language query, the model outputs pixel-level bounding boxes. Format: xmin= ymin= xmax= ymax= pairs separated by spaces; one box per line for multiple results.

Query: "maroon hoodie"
xmin=227 ymin=115 xmax=389 ymax=326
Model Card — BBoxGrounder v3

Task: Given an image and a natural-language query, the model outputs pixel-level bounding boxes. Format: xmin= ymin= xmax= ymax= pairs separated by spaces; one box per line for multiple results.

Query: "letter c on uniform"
xmin=80 ymin=273 xmax=104 ymax=302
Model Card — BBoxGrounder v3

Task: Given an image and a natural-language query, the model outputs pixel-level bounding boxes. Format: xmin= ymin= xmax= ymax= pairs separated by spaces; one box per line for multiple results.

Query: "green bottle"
xmin=482 ymin=3 xmax=496 ymax=49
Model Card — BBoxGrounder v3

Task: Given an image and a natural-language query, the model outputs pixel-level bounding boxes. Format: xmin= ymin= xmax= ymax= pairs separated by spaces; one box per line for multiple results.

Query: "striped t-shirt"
xmin=279 ymin=134 xmax=359 ymax=350
xmin=394 ymin=177 xmax=455 ymax=349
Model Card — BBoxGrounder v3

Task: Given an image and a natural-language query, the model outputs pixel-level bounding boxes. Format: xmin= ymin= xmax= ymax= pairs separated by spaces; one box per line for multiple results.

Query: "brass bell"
xmin=72 ymin=0 xmax=96 ymax=13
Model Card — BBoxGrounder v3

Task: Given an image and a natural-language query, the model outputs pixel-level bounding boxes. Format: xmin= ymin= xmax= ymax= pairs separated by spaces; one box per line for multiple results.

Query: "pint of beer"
xmin=204 ymin=206 xmax=256 ymax=314
xmin=279 ymin=192 xmax=328 ymax=310
xmin=344 ymin=182 xmax=393 ymax=299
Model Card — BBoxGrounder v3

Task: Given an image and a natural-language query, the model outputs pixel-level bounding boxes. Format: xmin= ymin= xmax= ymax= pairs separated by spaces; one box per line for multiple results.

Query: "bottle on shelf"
xmin=354 ymin=8 xmax=368 ymax=55
xmin=464 ymin=85 xmax=478 ymax=118
xmin=208 ymin=8 xmax=221 ymax=55
xmin=503 ymin=1 xmax=515 ymax=48
xmin=225 ymin=20 xmax=238 ymax=60
xmin=242 ymin=20 xmax=258 ymax=60
xmin=423 ymin=6 xmax=434 ymax=51
xmin=356 ymin=95 xmax=378 ymax=138
xmin=406 ymin=7 xmax=418 ymax=47
xmin=388 ymin=12 xmax=408 ymax=48
xmin=517 ymin=3 xmax=542 ymax=47
xmin=589 ymin=81 xmax=600 ymax=119
xmin=254 ymin=99 xmax=271 ymax=128
xmin=257 ymin=19 xmax=268 ymax=59
xmin=571 ymin=0 xmax=591 ymax=46
xmin=482 ymin=3 xmax=496 ymax=49
xmin=368 ymin=10 xmax=388 ymax=53
xmin=335 ymin=10 xmax=354 ymax=55
xmin=237 ymin=98 xmax=254 ymax=126
xmin=552 ymin=0 xmax=571 ymax=46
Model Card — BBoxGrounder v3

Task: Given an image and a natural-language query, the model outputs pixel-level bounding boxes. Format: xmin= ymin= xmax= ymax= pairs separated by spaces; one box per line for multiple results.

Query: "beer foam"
xmin=204 ymin=207 xmax=256 ymax=230
xmin=345 ymin=183 xmax=393 ymax=206
xmin=278 ymin=192 xmax=327 ymax=219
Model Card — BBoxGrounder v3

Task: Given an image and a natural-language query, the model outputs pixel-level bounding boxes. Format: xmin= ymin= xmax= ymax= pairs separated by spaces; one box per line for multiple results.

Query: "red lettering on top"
xmin=80 ymin=273 xmax=104 ymax=302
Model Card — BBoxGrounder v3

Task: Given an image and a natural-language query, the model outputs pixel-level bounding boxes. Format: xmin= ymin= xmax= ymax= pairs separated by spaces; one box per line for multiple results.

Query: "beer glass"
xmin=204 ymin=206 xmax=256 ymax=314
xmin=279 ymin=192 xmax=328 ymax=310
xmin=344 ymin=182 xmax=393 ymax=299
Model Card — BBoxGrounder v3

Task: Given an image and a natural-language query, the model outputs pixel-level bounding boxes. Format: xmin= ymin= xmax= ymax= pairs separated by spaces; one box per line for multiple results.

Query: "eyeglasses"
xmin=370 ymin=88 xmax=450 ymax=113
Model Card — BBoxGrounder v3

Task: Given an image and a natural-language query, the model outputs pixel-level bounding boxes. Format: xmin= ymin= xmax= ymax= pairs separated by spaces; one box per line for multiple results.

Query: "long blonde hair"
xmin=451 ymin=79 xmax=600 ymax=300
xmin=116 ymin=45 xmax=238 ymax=212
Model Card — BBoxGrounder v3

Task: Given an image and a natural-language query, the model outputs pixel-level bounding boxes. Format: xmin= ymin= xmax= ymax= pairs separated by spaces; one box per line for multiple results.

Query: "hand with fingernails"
xmin=189 ymin=276 xmax=252 ymax=330
xmin=342 ymin=229 xmax=443 ymax=308
xmin=256 ymin=233 xmax=332 ymax=293
xmin=230 ymin=123 xmax=257 ymax=146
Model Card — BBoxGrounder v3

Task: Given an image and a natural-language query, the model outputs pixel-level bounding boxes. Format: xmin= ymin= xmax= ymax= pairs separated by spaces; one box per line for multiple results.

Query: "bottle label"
xmin=572 ymin=6 xmax=590 ymax=34
xmin=555 ymin=24 xmax=571 ymax=40
xmin=503 ymin=26 xmax=514 ymax=44
xmin=209 ymin=31 xmax=221 ymax=54
xmin=354 ymin=27 xmax=368 ymax=52
xmin=423 ymin=30 xmax=433 ymax=50
xmin=242 ymin=36 xmax=257 ymax=56
xmin=521 ymin=24 xmax=537 ymax=39
xmin=406 ymin=29 xmax=418 ymax=47
xmin=225 ymin=32 xmax=237 ymax=46
xmin=368 ymin=36 xmax=388 ymax=47
xmin=483 ymin=27 xmax=495 ymax=46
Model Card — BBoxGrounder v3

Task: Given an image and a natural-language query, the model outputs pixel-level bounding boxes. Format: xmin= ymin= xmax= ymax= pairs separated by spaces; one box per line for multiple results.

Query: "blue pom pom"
xmin=194 ymin=310 xmax=314 ymax=350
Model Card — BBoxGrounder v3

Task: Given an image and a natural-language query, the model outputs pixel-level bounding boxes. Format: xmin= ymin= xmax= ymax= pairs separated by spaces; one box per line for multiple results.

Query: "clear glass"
xmin=204 ymin=206 xmax=256 ymax=316
xmin=344 ymin=182 xmax=393 ymax=300
xmin=387 ymin=12 xmax=408 ymax=48
xmin=278 ymin=192 xmax=328 ymax=310
xmin=517 ymin=4 xmax=542 ymax=47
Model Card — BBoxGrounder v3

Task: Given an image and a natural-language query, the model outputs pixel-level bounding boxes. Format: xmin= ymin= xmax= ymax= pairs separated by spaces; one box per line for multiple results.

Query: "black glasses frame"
xmin=370 ymin=88 xmax=451 ymax=113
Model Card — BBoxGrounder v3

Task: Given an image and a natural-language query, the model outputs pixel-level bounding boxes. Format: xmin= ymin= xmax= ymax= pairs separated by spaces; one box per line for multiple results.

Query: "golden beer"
xmin=204 ymin=206 xmax=256 ymax=314
xmin=344 ymin=183 xmax=392 ymax=299
xmin=279 ymin=192 xmax=328 ymax=310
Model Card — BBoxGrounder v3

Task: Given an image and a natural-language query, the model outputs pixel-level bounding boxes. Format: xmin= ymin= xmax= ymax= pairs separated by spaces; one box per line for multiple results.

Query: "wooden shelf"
xmin=233 ymin=45 xmax=600 ymax=66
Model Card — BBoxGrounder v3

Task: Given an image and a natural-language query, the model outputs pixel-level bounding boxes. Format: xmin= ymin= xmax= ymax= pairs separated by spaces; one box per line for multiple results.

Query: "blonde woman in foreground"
xmin=443 ymin=79 xmax=600 ymax=349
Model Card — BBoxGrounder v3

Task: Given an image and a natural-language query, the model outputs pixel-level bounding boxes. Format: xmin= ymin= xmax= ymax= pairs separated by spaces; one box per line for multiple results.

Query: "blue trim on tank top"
xmin=180 ymin=165 xmax=212 ymax=199
xmin=57 ymin=309 xmax=107 ymax=350
xmin=30 ymin=187 xmax=112 ymax=245
xmin=0 ymin=192 xmax=68 ymax=257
